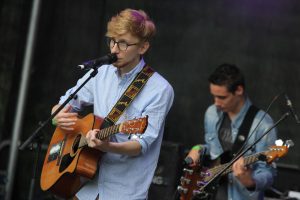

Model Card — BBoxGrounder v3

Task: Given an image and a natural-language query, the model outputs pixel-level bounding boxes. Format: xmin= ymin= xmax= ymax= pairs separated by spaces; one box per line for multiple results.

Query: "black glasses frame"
xmin=106 ymin=38 xmax=138 ymax=51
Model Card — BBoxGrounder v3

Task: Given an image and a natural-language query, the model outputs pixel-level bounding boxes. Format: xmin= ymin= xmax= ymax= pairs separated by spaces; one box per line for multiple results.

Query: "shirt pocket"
xmin=205 ymin=133 xmax=222 ymax=159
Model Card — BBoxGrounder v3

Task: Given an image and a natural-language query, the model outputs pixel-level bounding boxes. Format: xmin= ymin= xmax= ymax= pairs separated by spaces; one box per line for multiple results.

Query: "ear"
xmin=138 ymin=41 xmax=150 ymax=55
xmin=235 ymin=85 xmax=244 ymax=96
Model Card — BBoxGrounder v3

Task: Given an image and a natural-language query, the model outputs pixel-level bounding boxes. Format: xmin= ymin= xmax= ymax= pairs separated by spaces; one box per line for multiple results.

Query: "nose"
xmin=110 ymin=43 xmax=120 ymax=54
xmin=214 ymin=97 xmax=221 ymax=107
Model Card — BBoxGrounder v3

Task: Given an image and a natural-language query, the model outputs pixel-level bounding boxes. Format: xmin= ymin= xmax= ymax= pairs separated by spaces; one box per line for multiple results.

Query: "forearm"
xmin=98 ymin=140 xmax=142 ymax=156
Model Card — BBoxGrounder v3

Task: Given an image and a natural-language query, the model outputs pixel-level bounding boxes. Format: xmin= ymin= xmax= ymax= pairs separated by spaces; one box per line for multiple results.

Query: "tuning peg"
xmin=177 ymin=186 xmax=188 ymax=194
xmin=275 ymin=139 xmax=284 ymax=146
xmin=285 ymin=140 xmax=294 ymax=148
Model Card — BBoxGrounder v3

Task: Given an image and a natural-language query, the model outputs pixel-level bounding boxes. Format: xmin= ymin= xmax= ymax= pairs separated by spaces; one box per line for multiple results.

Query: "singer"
xmin=185 ymin=64 xmax=277 ymax=200
xmin=50 ymin=9 xmax=174 ymax=200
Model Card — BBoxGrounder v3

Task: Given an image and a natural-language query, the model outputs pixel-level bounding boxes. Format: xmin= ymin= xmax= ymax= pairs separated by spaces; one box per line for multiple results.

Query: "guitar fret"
xmin=96 ymin=130 xmax=102 ymax=140
xmin=95 ymin=124 xmax=121 ymax=141
xmin=108 ymin=126 xmax=113 ymax=137
xmin=103 ymin=127 xmax=109 ymax=139
xmin=115 ymin=124 xmax=119 ymax=133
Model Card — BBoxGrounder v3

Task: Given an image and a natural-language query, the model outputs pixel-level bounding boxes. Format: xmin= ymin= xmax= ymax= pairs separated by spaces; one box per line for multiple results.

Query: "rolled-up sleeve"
xmin=132 ymin=83 xmax=174 ymax=155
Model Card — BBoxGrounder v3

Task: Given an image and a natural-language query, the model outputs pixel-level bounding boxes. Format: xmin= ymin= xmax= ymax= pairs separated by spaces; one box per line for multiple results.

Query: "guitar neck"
xmin=208 ymin=152 xmax=264 ymax=177
xmin=96 ymin=124 xmax=121 ymax=140
xmin=79 ymin=124 xmax=121 ymax=148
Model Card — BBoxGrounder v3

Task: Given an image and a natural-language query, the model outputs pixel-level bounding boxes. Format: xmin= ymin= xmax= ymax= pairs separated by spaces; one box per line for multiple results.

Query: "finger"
xmin=63 ymin=105 xmax=73 ymax=112
xmin=232 ymin=162 xmax=238 ymax=174
xmin=60 ymin=122 xmax=76 ymax=127
xmin=62 ymin=112 xmax=78 ymax=118
xmin=60 ymin=126 xmax=74 ymax=131
xmin=86 ymin=130 xmax=93 ymax=139
xmin=57 ymin=117 xmax=77 ymax=124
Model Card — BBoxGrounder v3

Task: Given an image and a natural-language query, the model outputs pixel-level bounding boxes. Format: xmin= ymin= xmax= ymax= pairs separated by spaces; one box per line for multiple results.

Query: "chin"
xmin=112 ymin=61 xmax=121 ymax=67
xmin=217 ymin=107 xmax=226 ymax=112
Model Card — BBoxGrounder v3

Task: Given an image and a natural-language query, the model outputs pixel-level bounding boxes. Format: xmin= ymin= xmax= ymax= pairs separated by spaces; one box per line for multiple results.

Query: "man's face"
xmin=209 ymin=83 xmax=243 ymax=113
xmin=108 ymin=32 xmax=149 ymax=70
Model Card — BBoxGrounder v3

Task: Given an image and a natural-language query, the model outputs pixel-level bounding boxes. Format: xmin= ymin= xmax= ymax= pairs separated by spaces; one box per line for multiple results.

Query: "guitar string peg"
xmin=285 ymin=139 xmax=294 ymax=148
xmin=177 ymin=186 xmax=188 ymax=194
xmin=183 ymin=168 xmax=193 ymax=175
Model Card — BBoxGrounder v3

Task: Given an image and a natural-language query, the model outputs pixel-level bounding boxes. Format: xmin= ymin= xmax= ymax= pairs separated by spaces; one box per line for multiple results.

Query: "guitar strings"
xmin=204 ymin=151 xmax=266 ymax=182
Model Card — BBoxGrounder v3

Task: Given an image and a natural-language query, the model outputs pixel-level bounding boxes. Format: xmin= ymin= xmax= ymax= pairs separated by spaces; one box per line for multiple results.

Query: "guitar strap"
xmin=100 ymin=64 xmax=154 ymax=129
xmin=216 ymin=105 xmax=260 ymax=199
xmin=231 ymin=105 xmax=259 ymax=156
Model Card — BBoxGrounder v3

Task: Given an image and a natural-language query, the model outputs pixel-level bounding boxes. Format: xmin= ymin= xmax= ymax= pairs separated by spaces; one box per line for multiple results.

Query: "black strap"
xmin=231 ymin=105 xmax=259 ymax=155
xmin=100 ymin=65 xmax=154 ymax=129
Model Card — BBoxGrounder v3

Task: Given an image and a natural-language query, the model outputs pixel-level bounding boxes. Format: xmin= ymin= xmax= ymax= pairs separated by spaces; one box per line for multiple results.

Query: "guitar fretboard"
xmin=78 ymin=124 xmax=121 ymax=148
xmin=204 ymin=151 xmax=266 ymax=182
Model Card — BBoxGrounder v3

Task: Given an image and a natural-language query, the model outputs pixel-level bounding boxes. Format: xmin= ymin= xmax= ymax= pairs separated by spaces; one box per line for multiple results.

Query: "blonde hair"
xmin=106 ymin=9 xmax=156 ymax=42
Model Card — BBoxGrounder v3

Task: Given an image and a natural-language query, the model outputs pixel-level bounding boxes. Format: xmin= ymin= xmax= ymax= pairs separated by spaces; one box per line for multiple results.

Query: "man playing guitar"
xmin=186 ymin=64 xmax=277 ymax=200
xmin=50 ymin=8 xmax=174 ymax=200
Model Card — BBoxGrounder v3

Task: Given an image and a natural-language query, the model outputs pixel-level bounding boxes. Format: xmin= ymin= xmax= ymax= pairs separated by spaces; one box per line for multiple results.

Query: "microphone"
xmin=285 ymin=94 xmax=300 ymax=124
xmin=77 ymin=53 xmax=117 ymax=70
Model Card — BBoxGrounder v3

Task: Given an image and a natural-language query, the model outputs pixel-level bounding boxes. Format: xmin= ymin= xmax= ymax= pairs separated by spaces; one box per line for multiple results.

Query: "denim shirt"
xmin=204 ymin=97 xmax=277 ymax=200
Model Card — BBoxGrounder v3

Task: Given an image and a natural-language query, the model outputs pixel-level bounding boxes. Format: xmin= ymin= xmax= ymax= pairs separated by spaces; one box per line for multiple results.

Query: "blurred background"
xmin=1 ymin=0 xmax=300 ymax=199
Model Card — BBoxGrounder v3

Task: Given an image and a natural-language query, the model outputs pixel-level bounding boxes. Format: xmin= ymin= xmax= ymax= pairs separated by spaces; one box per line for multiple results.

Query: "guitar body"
xmin=40 ymin=113 xmax=103 ymax=198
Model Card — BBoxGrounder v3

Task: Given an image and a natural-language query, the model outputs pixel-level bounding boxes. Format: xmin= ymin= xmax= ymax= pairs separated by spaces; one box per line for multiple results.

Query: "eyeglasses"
xmin=107 ymin=38 xmax=138 ymax=51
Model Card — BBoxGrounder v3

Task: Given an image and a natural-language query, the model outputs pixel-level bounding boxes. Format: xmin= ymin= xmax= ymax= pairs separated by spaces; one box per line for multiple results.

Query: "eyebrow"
xmin=113 ymin=38 xmax=127 ymax=43
xmin=214 ymin=95 xmax=228 ymax=99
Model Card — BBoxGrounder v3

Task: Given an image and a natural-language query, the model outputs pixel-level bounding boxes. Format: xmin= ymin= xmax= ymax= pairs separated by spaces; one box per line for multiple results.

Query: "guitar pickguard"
xmin=47 ymin=141 xmax=63 ymax=163
xmin=59 ymin=153 xmax=74 ymax=173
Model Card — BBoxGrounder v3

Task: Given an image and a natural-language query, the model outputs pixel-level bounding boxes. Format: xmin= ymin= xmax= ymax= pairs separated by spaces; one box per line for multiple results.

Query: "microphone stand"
xmin=195 ymin=112 xmax=290 ymax=200
xmin=19 ymin=68 xmax=99 ymax=200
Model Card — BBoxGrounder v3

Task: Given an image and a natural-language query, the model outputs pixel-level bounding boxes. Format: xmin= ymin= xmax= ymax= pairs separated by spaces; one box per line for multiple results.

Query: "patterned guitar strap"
xmin=100 ymin=65 xmax=154 ymax=129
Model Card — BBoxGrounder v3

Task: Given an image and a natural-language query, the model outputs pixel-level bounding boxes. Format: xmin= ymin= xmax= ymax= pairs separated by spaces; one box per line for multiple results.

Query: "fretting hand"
xmin=232 ymin=157 xmax=256 ymax=188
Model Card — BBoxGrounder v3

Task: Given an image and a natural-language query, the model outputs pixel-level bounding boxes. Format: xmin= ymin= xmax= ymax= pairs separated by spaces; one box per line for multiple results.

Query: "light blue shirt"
xmin=59 ymin=59 xmax=174 ymax=200
xmin=204 ymin=97 xmax=277 ymax=200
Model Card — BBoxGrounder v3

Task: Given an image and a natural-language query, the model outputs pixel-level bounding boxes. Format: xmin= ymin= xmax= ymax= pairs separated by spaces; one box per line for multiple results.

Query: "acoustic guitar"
xmin=177 ymin=140 xmax=293 ymax=200
xmin=40 ymin=113 xmax=148 ymax=198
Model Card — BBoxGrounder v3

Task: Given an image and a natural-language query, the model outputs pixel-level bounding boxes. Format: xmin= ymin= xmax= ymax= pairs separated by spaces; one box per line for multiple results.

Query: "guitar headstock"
xmin=264 ymin=139 xmax=293 ymax=164
xmin=120 ymin=115 xmax=148 ymax=134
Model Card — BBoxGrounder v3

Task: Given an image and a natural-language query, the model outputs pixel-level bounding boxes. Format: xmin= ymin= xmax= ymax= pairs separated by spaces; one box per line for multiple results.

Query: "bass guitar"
xmin=40 ymin=113 xmax=148 ymax=198
xmin=177 ymin=140 xmax=293 ymax=200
